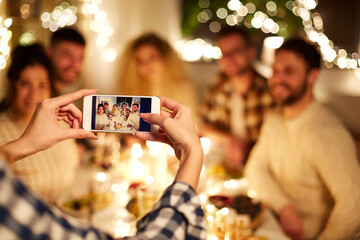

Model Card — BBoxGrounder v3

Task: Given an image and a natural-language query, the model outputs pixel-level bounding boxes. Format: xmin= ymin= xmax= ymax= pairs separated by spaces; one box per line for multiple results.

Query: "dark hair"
xmin=50 ymin=27 xmax=86 ymax=47
xmin=97 ymin=103 xmax=104 ymax=109
xmin=276 ymin=38 xmax=321 ymax=71
xmin=0 ymin=43 xmax=56 ymax=112
xmin=216 ymin=26 xmax=252 ymax=46
xmin=104 ymin=102 xmax=109 ymax=106
xmin=132 ymin=103 xmax=139 ymax=107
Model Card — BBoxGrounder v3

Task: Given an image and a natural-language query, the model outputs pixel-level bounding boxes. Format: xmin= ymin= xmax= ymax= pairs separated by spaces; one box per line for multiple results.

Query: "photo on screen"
xmin=90 ymin=95 xmax=151 ymax=132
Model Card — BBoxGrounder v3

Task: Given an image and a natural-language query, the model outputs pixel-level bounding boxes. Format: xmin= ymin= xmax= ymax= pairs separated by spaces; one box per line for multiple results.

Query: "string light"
xmin=0 ymin=15 xmax=12 ymax=71
xmin=41 ymin=2 xmax=78 ymax=32
xmin=82 ymin=0 xmax=117 ymax=62
xmin=177 ymin=0 xmax=359 ymax=71
xmin=293 ymin=0 xmax=360 ymax=69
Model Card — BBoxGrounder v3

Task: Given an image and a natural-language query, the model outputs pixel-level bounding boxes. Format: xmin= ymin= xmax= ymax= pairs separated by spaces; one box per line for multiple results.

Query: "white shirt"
xmin=245 ymin=101 xmax=360 ymax=240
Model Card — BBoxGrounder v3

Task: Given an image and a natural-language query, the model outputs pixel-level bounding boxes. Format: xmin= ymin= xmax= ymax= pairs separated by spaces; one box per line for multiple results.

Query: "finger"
xmin=59 ymin=103 xmax=83 ymax=125
xmin=159 ymin=97 xmax=181 ymax=111
xmin=135 ymin=132 xmax=169 ymax=143
xmin=140 ymin=113 xmax=164 ymax=126
xmin=160 ymin=109 xmax=172 ymax=118
xmin=51 ymin=89 xmax=97 ymax=107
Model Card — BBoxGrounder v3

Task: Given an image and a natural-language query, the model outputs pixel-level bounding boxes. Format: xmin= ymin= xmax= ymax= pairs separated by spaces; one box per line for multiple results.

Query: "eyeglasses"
xmin=221 ymin=46 xmax=248 ymax=59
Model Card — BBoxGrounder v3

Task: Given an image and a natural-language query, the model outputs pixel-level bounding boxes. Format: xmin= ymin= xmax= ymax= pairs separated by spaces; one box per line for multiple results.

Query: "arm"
xmin=310 ymin=128 xmax=360 ymax=240
xmin=0 ymin=160 xmax=111 ymax=240
xmin=244 ymin=115 xmax=304 ymax=239
xmin=136 ymin=97 xmax=203 ymax=190
xmin=0 ymin=89 xmax=97 ymax=164
xmin=132 ymin=97 xmax=206 ymax=239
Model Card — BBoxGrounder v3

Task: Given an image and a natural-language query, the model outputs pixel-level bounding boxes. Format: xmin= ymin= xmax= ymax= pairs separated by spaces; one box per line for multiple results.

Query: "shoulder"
xmin=304 ymin=102 xmax=355 ymax=149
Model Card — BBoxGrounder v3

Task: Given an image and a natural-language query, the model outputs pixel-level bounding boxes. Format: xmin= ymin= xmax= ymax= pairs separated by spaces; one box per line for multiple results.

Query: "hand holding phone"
xmin=135 ymin=97 xmax=203 ymax=190
xmin=83 ymin=94 xmax=161 ymax=133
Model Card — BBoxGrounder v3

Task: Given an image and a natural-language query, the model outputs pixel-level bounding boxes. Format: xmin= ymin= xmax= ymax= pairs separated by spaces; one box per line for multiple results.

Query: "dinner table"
xmin=54 ymin=139 xmax=290 ymax=240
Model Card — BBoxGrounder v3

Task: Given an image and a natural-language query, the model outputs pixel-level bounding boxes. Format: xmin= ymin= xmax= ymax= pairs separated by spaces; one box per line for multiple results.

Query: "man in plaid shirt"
xmin=201 ymin=26 xmax=274 ymax=172
xmin=0 ymin=90 xmax=206 ymax=240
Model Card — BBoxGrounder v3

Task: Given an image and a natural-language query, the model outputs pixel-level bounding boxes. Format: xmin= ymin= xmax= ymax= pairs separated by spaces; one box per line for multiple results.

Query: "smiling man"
xmin=245 ymin=38 xmax=360 ymax=240
xmin=49 ymin=27 xmax=86 ymax=94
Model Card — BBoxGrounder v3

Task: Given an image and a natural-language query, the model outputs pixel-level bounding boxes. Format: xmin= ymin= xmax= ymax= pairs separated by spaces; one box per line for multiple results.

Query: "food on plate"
xmin=61 ymin=192 xmax=113 ymax=215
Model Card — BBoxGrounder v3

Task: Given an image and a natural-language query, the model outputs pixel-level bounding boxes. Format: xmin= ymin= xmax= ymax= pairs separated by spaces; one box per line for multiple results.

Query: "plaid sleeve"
xmin=0 ymin=160 xmax=113 ymax=240
xmin=126 ymin=181 xmax=207 ymax=240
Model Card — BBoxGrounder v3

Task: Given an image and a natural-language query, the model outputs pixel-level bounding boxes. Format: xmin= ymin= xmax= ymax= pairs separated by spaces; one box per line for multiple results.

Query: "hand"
xmin=5 ymin=89 xmax=98 ymax=161
xmin=278 ymin=205 xmax=304 ymax=240
xmin=135 ymin=97 xmax=203 ymax=189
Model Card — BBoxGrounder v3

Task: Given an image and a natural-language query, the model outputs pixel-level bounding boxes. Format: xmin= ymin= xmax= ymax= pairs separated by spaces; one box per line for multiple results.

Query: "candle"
xmin=146 ymin=141 xmax=168 ymax=189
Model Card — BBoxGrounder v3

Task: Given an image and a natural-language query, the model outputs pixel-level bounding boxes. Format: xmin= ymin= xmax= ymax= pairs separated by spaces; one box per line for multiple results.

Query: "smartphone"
xmin=83 ymin=94 xmax=161 ymax=133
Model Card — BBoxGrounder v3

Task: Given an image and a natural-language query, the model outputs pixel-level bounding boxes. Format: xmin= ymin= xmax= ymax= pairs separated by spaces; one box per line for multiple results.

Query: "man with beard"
xmin=244 ymin=39 xmax=360 ymax=240
xmin=201 ymin=26 xmax=274 ymax=172
xmin=48 ymin=27 xmax=86 ymax=95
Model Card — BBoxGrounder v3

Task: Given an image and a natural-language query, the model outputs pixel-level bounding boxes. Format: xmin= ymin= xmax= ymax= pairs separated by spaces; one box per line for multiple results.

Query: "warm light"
xmin=146 ymin=141 xmax=165 ymax=156
xmin=200 ymin=137 xmax=211 ymax=155
xmin=113 ymin=219 xmax=131 ymax=238
xmin=209 ymin=21 xmax=221 ymax=33
xmin=216 ymin=8 xmax=228 ymax=19
xmin=101 ymin=48 xmax=117 ymax=62
xmin=167 ymin=147 xmax=175 ymax=156
xmin=251 ymin=16 xmax=263 ymax=29
xmin=245 ymin=3 xmax=256 ymax=13
xmin=228 ymin=0 xmax=241 ymax=11
xmin=145 ymin=175 xmax=154 ymax=185
xmin=4 ymin=18 xmax=12 ymax=28
xmin=206 ymin=204 xmax=216 ymax=213
xmin=131 ymin=143 xmax=143 ymax=159
xmin=264 ymin=36 xmax=284 ymax=49
xmin=41 ymin=2 xmax=78 ymax=31
xmin=247 ymin=189 xmax=257 ymax=198
xmin=221 ymin=207 xmax=229 ymax=215
xmin=199 ymin=194 xmax=207 ymax=204
xmin=96 ymin=172 xmax=107 ymax=182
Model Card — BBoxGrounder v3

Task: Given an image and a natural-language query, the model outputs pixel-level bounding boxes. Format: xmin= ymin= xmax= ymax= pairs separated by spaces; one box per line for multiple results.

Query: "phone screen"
xmin=90 ymin=95 xmax=152 ymax=132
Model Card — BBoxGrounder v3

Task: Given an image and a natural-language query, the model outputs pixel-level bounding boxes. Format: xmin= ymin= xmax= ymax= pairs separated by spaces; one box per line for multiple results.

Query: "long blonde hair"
xmin=117 ymin=33 xmax=189 ymax=96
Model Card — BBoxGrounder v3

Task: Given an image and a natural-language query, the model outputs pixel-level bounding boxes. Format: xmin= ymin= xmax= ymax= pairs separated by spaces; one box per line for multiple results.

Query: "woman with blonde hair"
xmin=117 ymin=33 xmax=198 ymax=116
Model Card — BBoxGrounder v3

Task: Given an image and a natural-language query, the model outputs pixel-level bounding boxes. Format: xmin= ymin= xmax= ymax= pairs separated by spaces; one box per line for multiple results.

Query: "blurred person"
xmin=201 ymin=26 xmax=274 ymax=172
xmin=128 ymin=103 xmax=140 ymax=130
xmin=0 ymin=89 xmax=206 ymax=240
xmin=95 ymin=103 xmax=108 ymax=130
xmin=111 ymin=103 xmax=120 ymax=116
xmin=244 ymin=39 xmax=360 ymax=240
xmin=48 ymin=27 xmax=86 ymax=94
xmin=0 ymin=43 xmax=81 ymax=203
xmin=117 ymin=32 xmax=198 ymax=118
xmin=104 ymin=102 xmax=111 ymax=116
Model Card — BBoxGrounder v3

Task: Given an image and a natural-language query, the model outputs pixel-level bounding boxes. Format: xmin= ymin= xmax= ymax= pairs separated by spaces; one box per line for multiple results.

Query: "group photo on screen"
xmin=93 ymin=96 xmax=141 ymax=132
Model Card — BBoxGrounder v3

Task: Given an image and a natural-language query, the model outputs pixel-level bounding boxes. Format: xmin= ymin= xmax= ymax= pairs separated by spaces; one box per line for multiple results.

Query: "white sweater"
xmin=0 ymin=111 xmax=79 ymax=202
xmin=245 ymin=101 xmax=360 ymax=240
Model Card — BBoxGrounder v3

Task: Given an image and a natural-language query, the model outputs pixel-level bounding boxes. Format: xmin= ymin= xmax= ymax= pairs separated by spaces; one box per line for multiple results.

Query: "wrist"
xmin=1 ymin=136 xmax=34 ymax=164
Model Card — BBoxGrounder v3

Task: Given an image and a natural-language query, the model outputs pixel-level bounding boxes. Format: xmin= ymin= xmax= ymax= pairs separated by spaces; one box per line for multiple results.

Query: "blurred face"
xmin=122 ymin=104 xmax=127 ymax=109
xmin=50 ymin=41 xmax=85 ymax=85
xmin=268 ymin=50 xmax=309 ymax=106
xmin=13 ymin=65 xmax=51 ymax=120
xmin=135 ymin=44 xmax=165 ymax=82
xmin=217 ymin=33 xmax=255 ymax=77
xmin=132 ymin=104 xmax=138 ymax=112
xmin=98 ymin=106 xmax=104 ymax=115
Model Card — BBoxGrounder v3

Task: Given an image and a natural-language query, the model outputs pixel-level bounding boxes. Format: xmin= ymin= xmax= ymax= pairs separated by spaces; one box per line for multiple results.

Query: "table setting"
xmin=54 ymin=134 xmax=290 ymax=240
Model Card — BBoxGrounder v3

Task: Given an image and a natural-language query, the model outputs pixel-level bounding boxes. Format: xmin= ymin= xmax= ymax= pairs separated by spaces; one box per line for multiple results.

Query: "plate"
xmin=56 ymin=192 xmax=113 ymax=218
